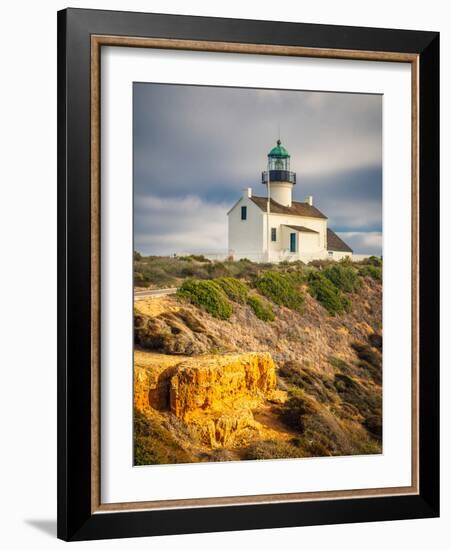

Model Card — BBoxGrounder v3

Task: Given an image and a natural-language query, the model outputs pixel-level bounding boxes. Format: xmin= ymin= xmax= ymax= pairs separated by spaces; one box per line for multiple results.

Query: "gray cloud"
xmin=134 ymin=83 xmax=382 ymax=256
xmin=134 ymin=195 xmax=228 ymax=255
xmin=338 ymin=232 xmax=382 ymax=256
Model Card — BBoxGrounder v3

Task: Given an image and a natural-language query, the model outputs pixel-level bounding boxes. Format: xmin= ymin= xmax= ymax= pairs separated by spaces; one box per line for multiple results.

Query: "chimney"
xmin=305 ymin=195 xmax=313 ymax=206
xmin=243 ymin=187 xmax=252 ymax=199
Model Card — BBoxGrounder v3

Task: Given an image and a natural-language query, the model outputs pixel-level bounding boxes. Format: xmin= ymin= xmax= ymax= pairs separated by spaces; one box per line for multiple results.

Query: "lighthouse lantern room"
xmin=261 ymin=139 xmax=296 ymax=207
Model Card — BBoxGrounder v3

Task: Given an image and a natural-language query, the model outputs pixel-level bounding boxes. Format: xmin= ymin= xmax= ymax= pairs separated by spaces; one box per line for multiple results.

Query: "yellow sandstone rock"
xmin=134 ymin=351 xmax=189 ymax=412
xmin=169 ymin=352 xmax=277 ymax=420
xmin=134 ymin=351 xmax=284 ymax=447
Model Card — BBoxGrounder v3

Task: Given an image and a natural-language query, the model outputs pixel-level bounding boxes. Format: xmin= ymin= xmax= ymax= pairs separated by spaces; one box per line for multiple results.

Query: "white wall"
xmin=0 ymin=2 xmax=448 ymax=550
xmin=269 ymin=212 xmax=328 ymax=260
xmin=279 ymin=224 xmax=326 ymax=261
xmin=228 ymin=196 xmax=266 ymax=261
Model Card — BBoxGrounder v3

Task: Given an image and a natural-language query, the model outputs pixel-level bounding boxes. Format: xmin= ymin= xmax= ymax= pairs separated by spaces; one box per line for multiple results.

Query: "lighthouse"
xmin=261 ymin=139 xmax=296 ymax=207
xmin=227 ymin=139 xmax=353 ymax=263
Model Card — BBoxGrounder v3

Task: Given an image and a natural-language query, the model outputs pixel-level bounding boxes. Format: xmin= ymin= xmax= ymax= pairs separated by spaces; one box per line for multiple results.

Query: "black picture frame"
xmin=57 ymin=8 xmax=439 ymax=541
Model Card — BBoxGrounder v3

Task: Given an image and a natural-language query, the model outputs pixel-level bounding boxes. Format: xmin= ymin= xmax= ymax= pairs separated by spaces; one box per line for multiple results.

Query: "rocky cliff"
xmin=134 ymin=272 xmax=382 ymax=464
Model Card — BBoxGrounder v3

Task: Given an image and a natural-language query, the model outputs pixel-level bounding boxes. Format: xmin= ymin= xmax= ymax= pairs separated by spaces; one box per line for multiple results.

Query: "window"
xmin=271 ymin=227 xmax=277 ymax=241
xmin=241 ymin=206 xmax=247 ymax=220
xmin=290 ymin=232 xmax=297 ymax=253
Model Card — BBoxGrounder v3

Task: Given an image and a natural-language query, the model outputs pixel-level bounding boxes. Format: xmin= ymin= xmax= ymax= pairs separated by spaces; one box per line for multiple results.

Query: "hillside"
xmin=133 ymin=256 xmax=382 ymax=465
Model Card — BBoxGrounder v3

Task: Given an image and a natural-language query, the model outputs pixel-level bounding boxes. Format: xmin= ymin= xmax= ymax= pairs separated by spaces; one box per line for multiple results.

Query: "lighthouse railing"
xmin=261 ymin=170 xmax=296 ymax=184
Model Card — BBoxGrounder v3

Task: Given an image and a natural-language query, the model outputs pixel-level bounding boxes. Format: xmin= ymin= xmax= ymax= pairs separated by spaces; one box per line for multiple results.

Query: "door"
xmin=290 ymin=232 xmax=297 ymax=253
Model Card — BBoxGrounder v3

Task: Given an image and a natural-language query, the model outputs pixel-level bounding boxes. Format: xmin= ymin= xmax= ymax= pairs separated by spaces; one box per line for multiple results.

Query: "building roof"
xmin=283 ymin=224 xmax=319 ymax=234
xmin=327 ymin=228 xmax=353 ymax=253
xmin=268 ymin=139 xmax=290 ymax=158
xmin=250 ymin=195 xmax=328 ymax=219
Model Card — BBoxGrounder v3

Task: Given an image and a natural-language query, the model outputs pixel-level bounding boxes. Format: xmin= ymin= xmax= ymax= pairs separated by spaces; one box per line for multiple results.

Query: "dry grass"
xmin=134 ymin=296 xmax=180 ymax=317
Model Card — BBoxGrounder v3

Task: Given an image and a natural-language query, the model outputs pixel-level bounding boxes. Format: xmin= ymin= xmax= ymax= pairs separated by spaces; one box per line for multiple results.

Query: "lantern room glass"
xmin=268 ymin=156 xmax=290 ymax=171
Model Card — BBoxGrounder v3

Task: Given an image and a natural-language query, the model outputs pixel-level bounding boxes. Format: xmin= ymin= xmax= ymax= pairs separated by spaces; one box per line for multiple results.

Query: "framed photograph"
xmin=57 ymin=8 xmax=439 ymax=541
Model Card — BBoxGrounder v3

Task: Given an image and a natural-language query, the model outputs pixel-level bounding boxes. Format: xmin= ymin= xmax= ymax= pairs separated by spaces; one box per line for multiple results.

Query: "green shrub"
xmin=179 ymin=254 xmax=211 ymax=263
xmin=308 ymin=272 xmax=351 ymax=315
xmin=308 ymin=259 xmax=335 ymax=269
xmin=177 ymin=279 xmax=232 ymax=319
xmin=359 ymin=265 xmax=382 ymax=281
xmin=323 ymin=264 xmax=360 ymax=293
xmin=215 ymin=277 xmax=249 ymax=303
xmin=367 ymin=256 xmax=382 ymax=267
xmin=254 ymin=271 xmax=304 ymax=313
xmin=142 ymin=267 xmax=177 ymax=286
xmin=190 ymin=254 xmax=211 ymax=263
xmin=204 ymin=261 xmax=229 ymax=278
xmin=247 ymin=295 xmax=275 ymax=322
xmin=134 ymin=271 xmax=145 ymax=283
xmin=177 ymin=255 xmax=193 ymax=262
xmin=339 ymin=256 xmax=353 ymax=266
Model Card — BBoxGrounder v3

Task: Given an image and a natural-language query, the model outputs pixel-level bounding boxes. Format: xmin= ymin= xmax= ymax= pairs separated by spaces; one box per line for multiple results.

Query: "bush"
xmin=367 ymin=256 xmax=382 ymax=267
xmin=363 ymin=414 xmax=382 ymax=441
xmin=307 ymin=272 xmax=351 ymax=315
xmin=359 ymin=265 xmax=382 ymax=281
xmin=243 ymin=439 xmax=305 ymax=460
xmin=368 ymin=332 xmax=383 ymax=350
xmin=351 ymin=341 xmax=382 ymax=384
xmin=134 ymin=271 xmax=145 ymax=283
xmin=179 ymin=254 xmax=211 ymax=263
xmin=307 ymin=259 xmax=335 ymax=269
xmin=333 ymin=373 xmax=381 ymax=418
xmin=177 ymin=279 xmax=232 ymax=320
xmin=134 ymin=409 xmax=193 ymax=465
xmin=323 ymin=264 xmax=360 ymax=293
xmin=180 ymin=265 xmax=205 ymax=278
xmin=254 ymin=271 xmax=304 ymax=313
xmin=215 ymin=277 xmax=249 ymax=303
xmin=280 ymin=388 xmax=310 ymax=430
xmin=351 ymin=341 xmax=380 ymax=369
xmin=177 ymin=255 xmax=193 ymax=262
xmin=278 ymin=360 xmax=334 ymax=403
xmin=142 ymin=267 xmax=177 ymax=287
xmin=247 ymin=295 xmax=275 ymax=322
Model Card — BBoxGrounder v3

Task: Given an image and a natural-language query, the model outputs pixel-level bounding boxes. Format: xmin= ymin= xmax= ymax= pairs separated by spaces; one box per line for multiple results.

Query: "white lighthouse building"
xmin=227 ymin=140 xmax=353 ymax=263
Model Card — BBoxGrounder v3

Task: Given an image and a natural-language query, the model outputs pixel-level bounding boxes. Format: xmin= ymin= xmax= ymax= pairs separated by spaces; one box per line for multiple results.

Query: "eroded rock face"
xmin=134 ymin=309 xmax=225 ymax=355
xmin=134 ymin=352 xmax=189 ymax=412
xmin=134 ymin=351 xmax=283 ymax=447
xmin=169 ymin=352 xmax=276 ymax=420
xmin=189 ymin=409 xmax=258 ymax=447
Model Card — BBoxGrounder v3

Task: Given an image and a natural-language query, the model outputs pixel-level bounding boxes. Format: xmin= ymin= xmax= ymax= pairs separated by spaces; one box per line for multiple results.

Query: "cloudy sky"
xmin=134 ymin=83 xmax=382 ymax=256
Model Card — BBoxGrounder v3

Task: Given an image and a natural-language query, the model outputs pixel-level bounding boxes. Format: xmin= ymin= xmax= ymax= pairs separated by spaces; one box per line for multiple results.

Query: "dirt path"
xmin=253 ymin=404 xmax=297 ymax=440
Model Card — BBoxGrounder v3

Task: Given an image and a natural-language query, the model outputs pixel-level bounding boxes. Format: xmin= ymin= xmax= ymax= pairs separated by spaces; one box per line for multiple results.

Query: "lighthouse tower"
xmin=262 ymin=139 xmax=296 ymax=207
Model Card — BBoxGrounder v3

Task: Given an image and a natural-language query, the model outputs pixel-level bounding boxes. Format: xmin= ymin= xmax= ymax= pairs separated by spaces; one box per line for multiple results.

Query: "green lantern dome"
xmin=262 ymin=138 xmax=296 ymax=185
xmin=268 ymin=139 xmax=290 ymax=158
